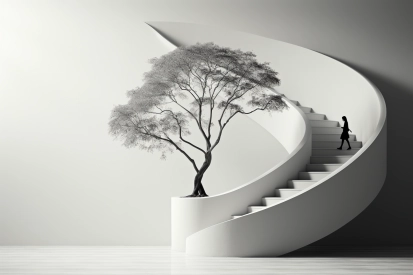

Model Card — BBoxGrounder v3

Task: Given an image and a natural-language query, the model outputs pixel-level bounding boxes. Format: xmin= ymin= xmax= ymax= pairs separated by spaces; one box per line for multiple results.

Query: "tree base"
xmin=181 ymin=193 xmax=209 ymax=198
xmin=182 ymin=194 xmax=197 ymax=198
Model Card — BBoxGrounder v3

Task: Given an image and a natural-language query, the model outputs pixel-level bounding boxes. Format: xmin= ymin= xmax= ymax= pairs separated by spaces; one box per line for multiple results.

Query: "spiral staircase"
xmin=233 ymin=100 xmax=361 ymax=219
xmin=148 ymin=22 xmax=387 ymax=257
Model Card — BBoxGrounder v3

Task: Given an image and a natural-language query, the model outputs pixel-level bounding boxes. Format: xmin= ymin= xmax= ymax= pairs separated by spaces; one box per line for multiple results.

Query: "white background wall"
xmin=1 ymin=0 xmax=413 ymax=246
xmin=0 ymin=0 xmax=288 ymax=245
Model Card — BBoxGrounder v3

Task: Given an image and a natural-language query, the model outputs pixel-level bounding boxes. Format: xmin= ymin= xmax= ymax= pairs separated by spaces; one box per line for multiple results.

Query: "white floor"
xmin=1 ymin=246 xmax=412 ymax=275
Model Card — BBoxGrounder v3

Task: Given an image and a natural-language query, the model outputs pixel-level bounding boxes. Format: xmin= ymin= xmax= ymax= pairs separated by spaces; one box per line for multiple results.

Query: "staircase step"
xmin=310 ymin=156 xmax=352 ymax=164
xmin=289 ymin=100 xmax=299 ymax=105
xmin=232 ymin=215 xmax=244 ymax=219
xmin=310 ymin=120 xmax=339 ymax=127
xmin=288 ymin=180 xmax=318 ymax=189
xmin=247 ymin=206 xmax=267 ymax=213
xmin=307 ymin=164 xmax=343 ymax=172
xmin=298 ymin=172 xmax=330 ymax=180
xmin=262 ymin=197 xmax=284 ymax=206
xmin=299 ymin=106 xmax=312 ymax=113
xmin=313 ymin=141 xmax=362 ymax=148
xmin=306 ymin=113 xmax=326 ymax=120
xmin=313 ymin=134 xmax=356 ymax=141
xmin=275 ymin=189 xmax=303 ymax=198
xmin=313 ymin=148 xmax=360 ymax=156
xmin=312 ymin=127 xmax=344 ymax=134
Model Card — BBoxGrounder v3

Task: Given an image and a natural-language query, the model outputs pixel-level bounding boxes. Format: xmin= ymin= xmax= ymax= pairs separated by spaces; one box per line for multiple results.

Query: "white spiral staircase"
xmin=148 ymin=22 xmax=387 ymax=257
xmin=234 ymin=100 xmax=362 ymax=219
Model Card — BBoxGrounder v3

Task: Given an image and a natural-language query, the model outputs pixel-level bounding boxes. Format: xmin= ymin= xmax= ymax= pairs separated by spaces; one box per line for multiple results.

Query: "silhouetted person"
xmin=337 ymin=116 xmax=352 ymax=150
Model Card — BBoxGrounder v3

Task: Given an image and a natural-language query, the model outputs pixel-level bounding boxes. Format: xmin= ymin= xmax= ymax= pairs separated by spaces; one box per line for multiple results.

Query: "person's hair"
xmin=342 ymin=116 xmax=347 ymax=121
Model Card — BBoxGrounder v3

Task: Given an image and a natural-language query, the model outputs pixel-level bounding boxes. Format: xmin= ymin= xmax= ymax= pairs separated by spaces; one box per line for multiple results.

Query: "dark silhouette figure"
xmin=337 ymin=116 xmax=352 ymax=150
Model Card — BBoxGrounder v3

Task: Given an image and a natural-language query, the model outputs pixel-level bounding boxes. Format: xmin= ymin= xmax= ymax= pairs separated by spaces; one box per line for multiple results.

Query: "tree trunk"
xmin=192 ymin=152 xmax=212 ymax=197
xmin=196 ymin=182 xmax=207 ymax=196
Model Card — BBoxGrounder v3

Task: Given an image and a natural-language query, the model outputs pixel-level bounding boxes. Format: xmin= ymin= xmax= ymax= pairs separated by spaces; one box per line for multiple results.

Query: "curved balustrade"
xmin=171 ymin=99 xmax=311 ymax=251
xmin=149 ymin=22 xmax=387 ymax=256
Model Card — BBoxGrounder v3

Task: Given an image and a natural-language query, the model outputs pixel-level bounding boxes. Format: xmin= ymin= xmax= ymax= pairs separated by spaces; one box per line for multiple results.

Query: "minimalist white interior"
xmin=150 ymin=22 xmax=387 ymax=256
xmin=0 ymin=3 xmax=288 ymax=245
xmin=0 ymin=1 xmax=398 ymax=252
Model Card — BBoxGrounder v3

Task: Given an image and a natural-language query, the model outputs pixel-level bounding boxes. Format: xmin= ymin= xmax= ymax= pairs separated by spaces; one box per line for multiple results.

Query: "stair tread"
xmin=313 ymin=140 xmax=360 ymax=142
xmin=299 ymin=106 xmax=312 ymax=112
xmin=307 ymin=163 xmax=343 ymax=171
xmin=307 ymin=114 xmax=326 ymax=121
xmin=313 ymin=148 xmax=360 ymax=150
xmin=278 ymin=188 xmax=304 ymax=191
xmin=311 ymin=155 xmax=352 ymax=157
xmin=313 ymin=148 xmax=361 ymax=152
xmin=307 ymin=163 xmax=343 ymax=166
xmin=312 ymin=154 xmax=356 ymax=157
xmin=311 ymin=128 xmax=341 ymax=129
xmin=313 ymin=133 xmax=356 ymax=136
xmin=263 ymin=197 xmax=284 ymax=199
xmin=299 ymin=172 xmax=330 ymax=174
xmin=313 ymin=142 xmax=362 ymax=149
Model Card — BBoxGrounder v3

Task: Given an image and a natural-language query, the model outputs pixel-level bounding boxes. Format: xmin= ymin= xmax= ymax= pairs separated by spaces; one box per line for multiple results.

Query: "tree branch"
xmin=152 ymin=106 xmax=206 ymax=154
xmin=209 ymin=96 xmax=275 ymax=152
xmin=117 ymin=110 xmax=200 ymax=172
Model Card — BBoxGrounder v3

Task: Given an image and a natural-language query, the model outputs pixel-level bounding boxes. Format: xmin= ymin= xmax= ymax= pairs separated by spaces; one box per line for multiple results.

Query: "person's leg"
xmin=337 ymin=139 xmax=344 ymax=150
xmin=346 ymin=139 xmax=351 ymax=150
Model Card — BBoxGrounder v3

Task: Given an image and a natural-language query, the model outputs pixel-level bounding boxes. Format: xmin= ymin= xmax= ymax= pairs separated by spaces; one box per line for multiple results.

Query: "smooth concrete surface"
xmin=161 ymin=23 xmax=386 ymax=256
xmin=145 ymin=0 xmax=412 ymax=247
xmin=0 ymin=0 xmax=411 ymax=247
xmin=1 ymin=246 xmax=413 ymax=275
xmin=148 ymin=0 xmax=413 ymax=247
xmin=171 ymin=98 xmax=312 ymax=251
xmin=149 ymin=22 xmax=384 ymax=145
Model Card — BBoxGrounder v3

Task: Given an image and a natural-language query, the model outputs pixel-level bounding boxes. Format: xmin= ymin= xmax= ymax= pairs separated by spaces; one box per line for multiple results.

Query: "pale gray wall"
xmin=0 ymin=0 xmax=288 ymax=245
xmin=1 ymin=0 xmax=413 ymax=246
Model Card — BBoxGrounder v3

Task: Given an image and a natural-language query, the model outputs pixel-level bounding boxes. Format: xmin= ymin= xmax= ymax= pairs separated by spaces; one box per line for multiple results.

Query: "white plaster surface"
xmin=155 ymin=22 xmax=387 ymax=256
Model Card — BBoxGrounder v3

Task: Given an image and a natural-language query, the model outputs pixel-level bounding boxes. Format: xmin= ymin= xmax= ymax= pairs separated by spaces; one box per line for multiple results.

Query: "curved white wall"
xmin=171 ymin=99 xmax=311 ymax=251
xmin=151 ymin=22 xmax=387 ymax=256
xmin=149 ymin=22 xmax=382 ymax=145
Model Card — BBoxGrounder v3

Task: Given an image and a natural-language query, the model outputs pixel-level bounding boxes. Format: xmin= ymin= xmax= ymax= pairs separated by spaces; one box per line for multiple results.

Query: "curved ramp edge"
xmin=149 ymin=22 xmax=387 ymax=256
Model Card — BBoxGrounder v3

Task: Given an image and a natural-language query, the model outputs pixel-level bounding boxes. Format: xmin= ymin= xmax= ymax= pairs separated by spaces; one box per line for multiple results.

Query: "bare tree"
xmin=109 ymin=42 xmax=288 ymax=197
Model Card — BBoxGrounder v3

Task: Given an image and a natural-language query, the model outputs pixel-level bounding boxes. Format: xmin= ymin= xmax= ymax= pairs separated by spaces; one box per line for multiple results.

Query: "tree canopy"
xmin=109 ymin=42 xmax=288 ymax=196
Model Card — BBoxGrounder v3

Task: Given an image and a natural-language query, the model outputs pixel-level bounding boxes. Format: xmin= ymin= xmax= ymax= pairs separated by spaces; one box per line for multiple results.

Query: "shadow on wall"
xmin=311 ymin=54 xmax=413 ymax=246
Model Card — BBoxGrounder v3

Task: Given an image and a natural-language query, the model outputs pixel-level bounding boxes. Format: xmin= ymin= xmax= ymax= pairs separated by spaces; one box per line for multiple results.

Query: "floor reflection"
xmin=0 ymin=246 xmax=412 ymax=274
